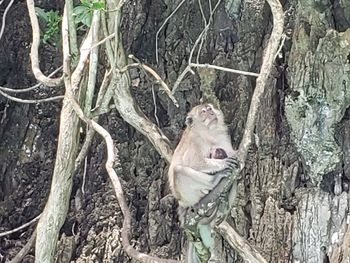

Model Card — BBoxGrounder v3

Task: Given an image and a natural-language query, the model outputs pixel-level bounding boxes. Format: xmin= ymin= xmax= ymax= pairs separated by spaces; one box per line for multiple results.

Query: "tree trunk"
xmin=0 ymin=0 xmax=349 ymax=262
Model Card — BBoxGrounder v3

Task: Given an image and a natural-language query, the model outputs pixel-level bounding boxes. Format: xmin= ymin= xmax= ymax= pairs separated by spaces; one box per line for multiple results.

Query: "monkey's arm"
xmin=198 ymin=157 xmax=239 ymax=175
xmin=173 ymin=165 xmax=223 ymax=207
xmin=173 ymin=158 xmax=238 ymax=207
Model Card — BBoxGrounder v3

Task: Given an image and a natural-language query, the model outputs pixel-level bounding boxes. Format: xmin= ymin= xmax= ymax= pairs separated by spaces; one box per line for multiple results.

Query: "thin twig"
xmin=172 ymin=65 xmax=194 ymax=94
xmin=197 ymin=0 xmax=222 ymax=63
xmin=101 ymin=11 xmax=115 ymax=66
xmin=9 ymin=229 xmax=37 ymax=263
xmin=90 ymin=32 xmax=116 ymax=50
xmin=0 ymin=214 xmax=41 ymax=237
xmin=26 ymin=0 xmax=63 ymax=86
xmin=237 ymin=0 xmax=284 ymax=161
xmin=190 ymin=63 xmax=260 ymax=77
xmin=0 ymin=0 xmax=14 ymax=41
xmin=172 ymin=63 xmax=259 ymax=94
xmin=172 ymin=0 xmax=223 ymax=94
xmin=274 ymin=33 xmax=286 ymax=60
xmin=0 ymin=89 xmax=64 ymax=103
xmin=151 ymin=84 xmax=160 ymax=126
xmin=155 ymin=0 xmax=186 ymax=63
xmin=66 ymin=0 xmax=78 ymax=63
xmin=82 ymin=156 xmax=87 ymax=194
xmin=189 ymin=0 xmax=221 ymax=64
xmin=124 ymin=55 xmax=179 ymax=107
xmin=216 ymin=221 xmax=267 ymax=263
xmin=0 ymin=67 xmax=63 ymax=93
xmin=75 ymin=126 xmax=96 ymax=170
xmin=197 ymin=0 xmax=207 ymax=26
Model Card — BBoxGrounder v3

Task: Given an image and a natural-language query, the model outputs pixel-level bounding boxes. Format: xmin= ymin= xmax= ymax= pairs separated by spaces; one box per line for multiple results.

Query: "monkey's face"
xmin=200 ymin=104 xmax=219 ymax=127
xmin=187 ymin=104 xmax=223 ymax=129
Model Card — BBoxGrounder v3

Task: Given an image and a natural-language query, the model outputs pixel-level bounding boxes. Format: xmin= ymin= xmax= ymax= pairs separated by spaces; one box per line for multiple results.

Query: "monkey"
xmin=168 ymin=103 xmax=239 ymax=263
xmin=209 ymin=148 xmax=228 ymax=159
xmin=168 ymin=103 xmax=238 ymax=208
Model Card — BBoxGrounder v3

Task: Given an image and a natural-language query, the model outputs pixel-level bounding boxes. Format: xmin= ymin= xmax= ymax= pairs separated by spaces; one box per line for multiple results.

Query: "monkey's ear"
xmin=185 ymin=116 xmax=193 ymax=127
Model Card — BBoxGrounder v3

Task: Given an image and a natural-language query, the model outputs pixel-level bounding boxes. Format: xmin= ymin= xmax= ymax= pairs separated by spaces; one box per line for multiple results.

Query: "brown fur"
xmin=168 ymin=104 xmax=234 ymax=207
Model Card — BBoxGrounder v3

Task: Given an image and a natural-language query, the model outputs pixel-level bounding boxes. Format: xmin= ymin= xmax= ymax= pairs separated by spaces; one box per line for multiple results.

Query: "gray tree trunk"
xmin=1 ymin=0 xmax=350 ymax=262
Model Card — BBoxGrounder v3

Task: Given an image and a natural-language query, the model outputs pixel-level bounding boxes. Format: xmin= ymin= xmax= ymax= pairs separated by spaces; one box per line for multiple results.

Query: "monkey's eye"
xmin=201 ymin=108 xmax=206 ymax=113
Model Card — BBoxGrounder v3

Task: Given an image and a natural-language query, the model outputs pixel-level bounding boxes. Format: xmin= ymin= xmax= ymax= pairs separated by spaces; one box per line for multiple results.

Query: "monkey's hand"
xmin=206 ymin=157 xmax=239 ymax=175
xmin=223 ymin=157 xmax=240 ymax=171
xmin=206 ymin=157 xmax=240 ymax=188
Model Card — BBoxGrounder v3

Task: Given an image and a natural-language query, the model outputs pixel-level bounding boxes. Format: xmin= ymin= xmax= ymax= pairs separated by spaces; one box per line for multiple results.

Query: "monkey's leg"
xmin=174 ymin=165 xmax=220 ymax=207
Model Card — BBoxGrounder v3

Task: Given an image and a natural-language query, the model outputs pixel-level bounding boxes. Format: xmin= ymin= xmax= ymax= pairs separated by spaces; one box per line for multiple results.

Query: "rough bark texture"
xmin=0 ymin=0 xmax=350 ymax=262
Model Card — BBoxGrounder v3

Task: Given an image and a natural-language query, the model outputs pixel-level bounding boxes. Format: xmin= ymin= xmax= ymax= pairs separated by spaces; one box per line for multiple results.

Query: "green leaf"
xmin=91 ymin=2 xmax=105 ymax=10
xmin=73 ymin=5 xmax=89 ymax=16
xmin=35 ymin=7 xmax=48 ymax=22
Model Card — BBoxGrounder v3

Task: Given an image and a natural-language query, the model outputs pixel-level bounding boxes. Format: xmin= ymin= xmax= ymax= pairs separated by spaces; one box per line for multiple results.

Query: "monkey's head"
xmin=185 ymin=103 xmax=225 ymax=130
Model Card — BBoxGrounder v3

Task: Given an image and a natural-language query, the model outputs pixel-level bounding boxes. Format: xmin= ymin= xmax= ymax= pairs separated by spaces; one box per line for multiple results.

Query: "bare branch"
xmin=155 ymin=0 xmax=186 ymax=63
xmin=84 ymin=10 xmax=100 ymax=115
xmin=171 ymin=0 xmax=259 ymax=94
xmin=0 ymin=67 xmax=63 ymax=93
xmin=108 ymin=2 xmax=173 ymax=162
xmin=56 ymin=3 xmax=176 ymax=261
xmin=9 ymin=229 xmax=37 ymax=263
xmin=63 ymin=54 xmax=180 ymax=262
xmin=90 ymin=32 xmax=116 ymax=50
xmin=190 ymin=63 xmax=260 ymax=77
xmin=101 ymin=12 xmax=115 ymax=66
xmin=35 ymin=5 xmax=80 ymax=262
xmin=127 ymin=55 xmax=179 ymax=107
xmin=65 ymin=0 xmax=78 ymax=61
xmin=0 ymin=0 xmax=14 ymax=41
xmin=172 ymin=65 xmax=195 ymax=94
xmin=66 ymin=90 xmax=181 ymax=263
xmin=238 ymin=0 xmax=284 ymax=161
xmin=0 ymin=89 xmax=64 ymax=103
xmin=274 ymin=33 xmax=287 ymax=60
xmin=0 ymin=214 xmax=40 ymax=237
xmin=26 ymin=0 xmax=63 ymax=86
xmin=111 ymin=74 xmax=173 ymax=162
xmin=216 ymin=221 xmax=267 ymax=263
xmin=194 ymin=0 xmax=221 ymax=63
xmin=188 ymin=0 xmax=221 ymax=64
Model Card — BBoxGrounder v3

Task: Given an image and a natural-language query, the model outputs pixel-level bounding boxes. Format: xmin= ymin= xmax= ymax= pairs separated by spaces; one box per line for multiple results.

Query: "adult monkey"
xmin=168 ymin=103 xmax=239 ymax=262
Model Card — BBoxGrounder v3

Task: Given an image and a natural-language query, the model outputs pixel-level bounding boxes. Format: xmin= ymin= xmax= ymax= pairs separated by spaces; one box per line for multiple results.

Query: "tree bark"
xmin=1 ymin=0 xmax=350 ymax=262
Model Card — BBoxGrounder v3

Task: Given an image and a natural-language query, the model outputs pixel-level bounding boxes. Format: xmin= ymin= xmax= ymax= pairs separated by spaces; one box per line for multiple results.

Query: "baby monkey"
xmin=168 ymin=103 xmax=238 ymax=208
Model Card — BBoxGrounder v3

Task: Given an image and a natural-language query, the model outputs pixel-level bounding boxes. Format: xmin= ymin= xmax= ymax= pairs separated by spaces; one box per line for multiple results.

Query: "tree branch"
xmin=216 ymin=221 xmax=267 ymax=263
xmin=0 ymin=214 xmax=40 ymax=238
xmin=105 ymin=0 xmax=173 ymax=163
xmin=0 ymin=89 xmax=63 ymax=103
xmin=0 ymin=0 xmax=14 ymax=41
xmin=65 ymin=85 xmax=181 ymax=263
xmin=237 ymin=0 xmax=284 ymax=162
xmin=0 ymin=67 xmax=62 ymax=93
xmin=26 ymin=0 xmax=63 ymax=87
xmin=34 ymin=4 xmax=80 ymax=262
xmin=9 ymin=229 xmax=37 ymax=263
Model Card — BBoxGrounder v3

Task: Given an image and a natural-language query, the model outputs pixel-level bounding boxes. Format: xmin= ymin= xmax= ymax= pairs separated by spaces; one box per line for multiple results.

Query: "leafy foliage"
xmin=35 ymin=7 xmax=62 ymax=45
xmin=73 ymin=0 xmax=105 ymax=28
